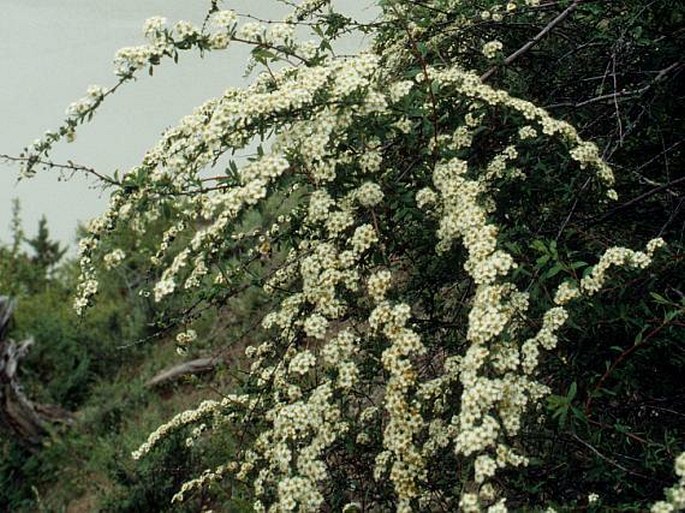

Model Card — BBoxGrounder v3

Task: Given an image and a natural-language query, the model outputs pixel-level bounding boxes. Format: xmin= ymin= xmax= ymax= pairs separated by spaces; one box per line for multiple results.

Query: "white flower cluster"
xmin=143 ymin=16 xmax=167 ymax=39
xmin=415 ymin=187 xmax=438 ymax=209
xmin=354 ymin=181 xmax=384 ymax=207
xmin=389 ymin=80 xmax=415 ymax=103
xmin=65 ymin=84 xmax=106 ymax=117
xmin=244 ymin=379 xmax=348 ymax=512
xmin=518 ymin=125 xmax=538 ymax=140
xmin=174 ymin=20 xmax=198 ymax=40
xmin=172 ymin=464 xmax=227 ymax=503
xmin=321 ymin=330 xmax=360 ymax=390
xmin=430 ymin=65 xmax=617 ymax=196
xmin=176 ymin=329 xmax=197 ymax=345
xmin=132 ymin=395 xmax=251 ymax=460
xmin=482 ymin=40 xmax=503 ymax=59
xmin=370 ymin=297 xmax=427 ymax=509
xmin=409 ymin=70 xmax=667 ymax=505
xmin=521 ymin=307 xmax=568 ymax=374
xmin=350 ymin=224 xmax=378 ymax=254
xmin=103 ymin=248 xmax=126 ymax=270
xmin=651 ymin=452 xmax=685 ymax=513
xmin=114 ymin=43 xmax=168 ymax=76
xmin=580 ymin=239 xmax=665 ymax=295
xmin=367 ymin=269 xmax=392 ymax=302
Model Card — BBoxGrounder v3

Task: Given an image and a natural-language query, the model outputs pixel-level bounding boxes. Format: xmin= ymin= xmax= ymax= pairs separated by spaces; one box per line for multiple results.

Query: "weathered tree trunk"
xmin=0 ymin=296 xmax=73 ymax=450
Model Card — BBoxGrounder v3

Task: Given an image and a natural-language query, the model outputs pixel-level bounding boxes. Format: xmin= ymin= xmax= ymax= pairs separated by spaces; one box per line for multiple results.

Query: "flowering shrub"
xmin=20 ymin=1 xmax=683 ymax=511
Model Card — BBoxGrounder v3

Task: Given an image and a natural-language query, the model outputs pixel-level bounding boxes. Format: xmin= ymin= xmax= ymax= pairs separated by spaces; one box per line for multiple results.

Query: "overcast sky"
xmin=0 ymin=0 xmax=377 ymax=252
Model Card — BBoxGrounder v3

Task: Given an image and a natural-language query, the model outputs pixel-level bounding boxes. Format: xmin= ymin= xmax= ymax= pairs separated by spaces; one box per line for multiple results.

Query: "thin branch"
xmin=480 ymin=0 xmax=583 ymax=82
xmin=583 ymin=175 xmax=685 ymax=227
xmin=1 ymin=154 xmax=120 ymax=186
xmin=230 ymin=36 xmax=307 ymax=64
xmin=569 ymin=433 xmax=654 ymax=481
xmin=394 ymin=6 xmax=441 ymax=167
xmin=555 ymin=176 xmax=592 ymax=241
xmin=585 ymin=318 xmax=677 ymax=413
xmin=634 ymin=140 xmax=683 ymax=176
xmin=547 ymin=60 xmax=683 ymax=109
xmin=659 ymin=197 xmax=684 ymax=238
xmin=612 ymin=50 xmax=624 ymax=145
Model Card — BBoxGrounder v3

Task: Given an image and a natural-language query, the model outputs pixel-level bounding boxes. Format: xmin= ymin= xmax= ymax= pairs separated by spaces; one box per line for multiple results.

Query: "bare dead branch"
xmin=0 ymin=297 xmax=74 ymax=450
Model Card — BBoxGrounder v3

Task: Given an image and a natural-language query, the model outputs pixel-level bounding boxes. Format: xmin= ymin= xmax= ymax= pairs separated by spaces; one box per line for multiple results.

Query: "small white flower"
xmin=288 ymin=350 xmax=317 ymax=374
xmin=482 ymin=40 xmax=504 ymax=59
xmin=303 ymin=313 xmax=328 ymax=339
xmin=416 ymin=188 xmax=438 ymax=209
xmin=355 ymin=182 xmax=384 ymax=207
xmin=103 ymin=248 xmax=126 ymax=270
xmin=176 ymin=329 xmax=197 ymax=345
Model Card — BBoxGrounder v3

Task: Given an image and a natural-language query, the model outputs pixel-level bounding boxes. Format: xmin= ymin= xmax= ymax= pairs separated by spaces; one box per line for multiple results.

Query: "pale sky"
xmin=0 ymin=0 xmax=377 ymax=252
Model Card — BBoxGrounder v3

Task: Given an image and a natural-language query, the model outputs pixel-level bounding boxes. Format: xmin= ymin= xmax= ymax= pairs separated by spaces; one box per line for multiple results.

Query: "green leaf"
xmin=545 ymin=264 xmax=563 ymax=279
xmin=536 ymin=254 xmax=550 ymax=266
xmin=650 ymin=292 xmax=668 ymax=304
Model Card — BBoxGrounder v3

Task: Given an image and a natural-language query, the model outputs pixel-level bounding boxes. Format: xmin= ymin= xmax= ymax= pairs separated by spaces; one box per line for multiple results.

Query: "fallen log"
xmin=0 ymin=296 xmax=73 ymax=450
xmin=145 ymin=357 xmax=217 ymax=388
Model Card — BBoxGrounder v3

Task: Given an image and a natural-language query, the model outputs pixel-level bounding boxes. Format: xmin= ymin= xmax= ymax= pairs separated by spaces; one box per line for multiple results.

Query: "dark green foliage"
xmin=0 ymin=216 xmax=154 ymax=511
xmin=26 ymin=216 xmax=67 ymax=278
xmin=373 ymin=1 xmax=684 ymax=509
xmin=101 ymin=433 xmax=195 ymax=513
xmin=481 ymin=3 xmax=684 ymax=508
xmin=0 ymin=211 xmax=252 ymax=512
